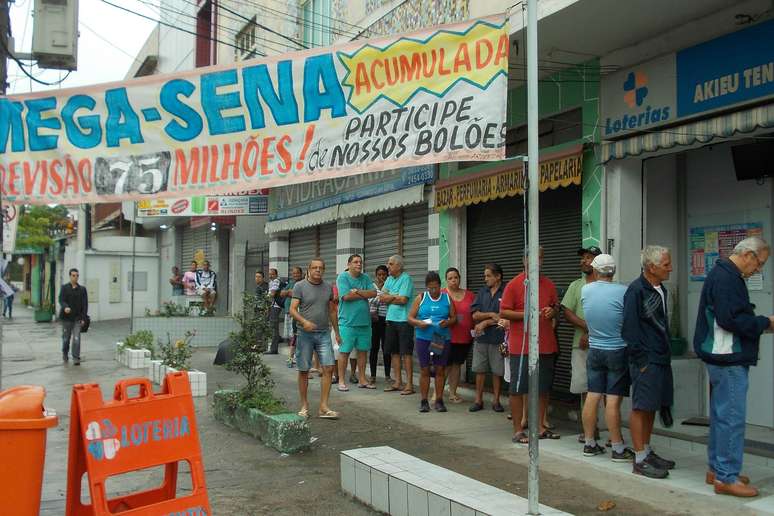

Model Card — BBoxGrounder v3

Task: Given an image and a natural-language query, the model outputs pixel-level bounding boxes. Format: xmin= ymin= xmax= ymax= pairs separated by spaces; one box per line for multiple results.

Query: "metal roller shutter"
xmin=318 ymin=223 xmax=337 ymax=283
xmin=466 ymin=185 xmax=582 ymax=396
xmin=289 ymin=228 xmax=316 ymax=275
xmin=402 ymin=204 xmax=429 ymax=294
xmin=364 ymin=210 xmax=400 ymax=275
xmin=181 ymin=226 xmax=215 ymax=267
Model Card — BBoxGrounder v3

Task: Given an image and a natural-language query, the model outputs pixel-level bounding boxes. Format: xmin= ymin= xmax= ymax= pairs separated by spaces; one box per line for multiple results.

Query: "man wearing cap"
xmin=561 ymin=246 xmax=602 ymax=439
xmin=580 ymin=254 xmax=634 ymax=462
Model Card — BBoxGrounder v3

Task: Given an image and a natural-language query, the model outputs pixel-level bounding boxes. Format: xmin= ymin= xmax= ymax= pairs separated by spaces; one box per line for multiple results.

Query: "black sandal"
xmin=539 ymin=429 xmax=561 ymax=440
xmin=511 ymin=431 xmax=529 ymax=444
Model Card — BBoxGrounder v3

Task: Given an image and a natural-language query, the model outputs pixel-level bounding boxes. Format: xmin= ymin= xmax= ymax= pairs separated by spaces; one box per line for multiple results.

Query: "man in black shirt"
xmin=59 ymin=268 xmax=88 ymax=365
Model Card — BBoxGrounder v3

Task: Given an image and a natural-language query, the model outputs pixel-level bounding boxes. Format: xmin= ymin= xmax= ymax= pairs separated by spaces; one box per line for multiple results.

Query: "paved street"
xmin=3 ymin=303 xmax=774 ymax=515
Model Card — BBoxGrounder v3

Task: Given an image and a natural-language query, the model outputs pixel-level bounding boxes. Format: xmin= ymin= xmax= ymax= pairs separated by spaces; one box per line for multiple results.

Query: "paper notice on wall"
xmin=2 ymin=205 xmax=18 ymax=254
xmin=746 ymin=272 xmax=763 ymax=291
xmin=689 ymin=222 xmax=763 ymax=281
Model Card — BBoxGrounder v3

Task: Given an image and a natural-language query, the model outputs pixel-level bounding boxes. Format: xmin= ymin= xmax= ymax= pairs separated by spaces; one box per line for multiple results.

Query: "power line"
xmin=261 ymin=0 xmax=375 ymax=35
xmin=136 ymin=0 xmax=293 ymax=57
xmin=100 ymin=0 xmax=264 ymax=57
xmin=0 ymin=35 xmax=71 ymax=86
xmin=217 ymin=0 xmax=308 ymax=49
xmin=80 ymin=20 xmax=151 ymax=67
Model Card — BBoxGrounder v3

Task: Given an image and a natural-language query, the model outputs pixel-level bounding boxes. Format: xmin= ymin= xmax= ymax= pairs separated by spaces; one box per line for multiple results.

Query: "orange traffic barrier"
xmin=0 ymin=385 xmax=59 ymax=516
xmin=65 ymin=373 xmax=211 ymax=515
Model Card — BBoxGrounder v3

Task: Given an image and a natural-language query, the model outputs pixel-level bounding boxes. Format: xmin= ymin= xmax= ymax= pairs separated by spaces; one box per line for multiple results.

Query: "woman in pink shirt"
xmin=443 ymin=267 xmax=475 ymax=403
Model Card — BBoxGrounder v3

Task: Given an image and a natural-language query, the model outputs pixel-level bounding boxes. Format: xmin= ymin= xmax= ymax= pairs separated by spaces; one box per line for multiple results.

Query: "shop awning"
xmin=264 ymin=205 xmax=340 ymax=234
xmin=433 ymin=145 xmax=583 ymax=211
xmin=264 ymin=184 xmax=426 ymax=234
xmin=600 ymin=103 xmax=774 ymax=163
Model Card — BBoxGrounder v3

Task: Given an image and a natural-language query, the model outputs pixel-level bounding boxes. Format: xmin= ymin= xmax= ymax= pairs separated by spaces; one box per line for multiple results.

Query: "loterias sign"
xmin=0 ymin=17 xmax=508 ymax=205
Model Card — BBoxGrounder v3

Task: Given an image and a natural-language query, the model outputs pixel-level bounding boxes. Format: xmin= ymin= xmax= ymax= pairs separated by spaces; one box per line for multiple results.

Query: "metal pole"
xmin=129 ymin=202 xmax=137 ymax=333
xmin=526 ymin=0 xmax=541 ymax=513
xmin=0 ymin=0 xmax=10 ymax=391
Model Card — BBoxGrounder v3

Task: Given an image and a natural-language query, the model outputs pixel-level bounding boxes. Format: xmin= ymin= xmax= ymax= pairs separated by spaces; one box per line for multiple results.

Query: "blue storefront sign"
xmin=269 ymin=165 xmax=435 ymax=220
xmin=677 ymin=19 xmax=774 ymax=117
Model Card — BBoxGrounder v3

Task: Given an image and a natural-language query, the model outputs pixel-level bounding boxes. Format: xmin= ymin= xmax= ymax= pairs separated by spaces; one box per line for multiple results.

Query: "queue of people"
xmin=266 ymin=236 xmax=774 ymax=498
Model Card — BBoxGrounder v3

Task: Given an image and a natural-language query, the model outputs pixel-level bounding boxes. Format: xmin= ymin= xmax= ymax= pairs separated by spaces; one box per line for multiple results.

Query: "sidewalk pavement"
xmin=263 ymin=345 xmax=774 ymax=516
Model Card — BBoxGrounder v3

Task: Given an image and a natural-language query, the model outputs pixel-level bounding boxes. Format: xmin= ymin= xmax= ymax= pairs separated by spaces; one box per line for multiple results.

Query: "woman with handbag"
xmin=408 ymin=271 xmax=457 ymax=413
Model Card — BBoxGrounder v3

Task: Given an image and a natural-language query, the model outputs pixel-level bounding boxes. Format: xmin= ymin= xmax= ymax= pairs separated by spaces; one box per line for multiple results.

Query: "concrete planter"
xmin=213 ymin=390 xmax=310 ymax=454
xmin=162 ymin=367 xmax=207 ymax=397
xmin=114 ymin=343 xmax=151 ymax=369
xmin=147 ymin=359 xmax=164 ymax=384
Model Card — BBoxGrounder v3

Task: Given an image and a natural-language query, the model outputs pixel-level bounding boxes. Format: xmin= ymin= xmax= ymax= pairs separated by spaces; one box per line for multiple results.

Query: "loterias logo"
xmin=605 ymin=70 xmax=671 ymax=136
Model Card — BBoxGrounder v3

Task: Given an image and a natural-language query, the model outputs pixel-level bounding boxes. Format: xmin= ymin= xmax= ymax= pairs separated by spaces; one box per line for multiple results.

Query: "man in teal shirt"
xmin=381 ymin=255 xmax=415 ymax=395
xmin=337 ymin=254 xmax=377 ymax=391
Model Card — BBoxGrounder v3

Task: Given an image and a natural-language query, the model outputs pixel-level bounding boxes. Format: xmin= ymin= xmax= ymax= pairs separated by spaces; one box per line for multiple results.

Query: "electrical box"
xmin=31 ymin=0 xmax=79 ymax=71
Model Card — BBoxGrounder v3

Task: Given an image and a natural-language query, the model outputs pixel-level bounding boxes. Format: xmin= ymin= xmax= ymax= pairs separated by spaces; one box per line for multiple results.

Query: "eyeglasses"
xmin=751 ymin=251 xmax=765 ymax=270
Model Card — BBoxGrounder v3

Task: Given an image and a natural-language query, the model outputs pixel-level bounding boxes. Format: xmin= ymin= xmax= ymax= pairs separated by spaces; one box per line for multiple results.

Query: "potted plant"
xmin=34 ymin=301 xmax=54 ymax=323
xmin=157 ymin=330 xmax=206 ymax=396
xmin=213 ymin=293 xmax=310 ymax=454
xmin=116 ymin=330 xmax=155 ymax=369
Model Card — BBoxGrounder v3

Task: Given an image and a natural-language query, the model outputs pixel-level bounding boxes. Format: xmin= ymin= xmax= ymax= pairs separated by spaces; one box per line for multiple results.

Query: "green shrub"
xmin=222 ymin=293 xmax=287 ymax=413
xmin=158 ymin=330 xmax=195 ymax=371
xmin=121 ymin=330 xmax=156 ymax=359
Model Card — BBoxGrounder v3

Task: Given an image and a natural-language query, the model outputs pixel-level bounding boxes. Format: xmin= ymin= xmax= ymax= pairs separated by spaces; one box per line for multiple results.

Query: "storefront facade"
xmin=435 ymin=61 xmax=602 ymax=394
xmin=602 ymin=19 xmax=774 ymax=427
xmin=266 ymin=166 xmax=435 ymax=291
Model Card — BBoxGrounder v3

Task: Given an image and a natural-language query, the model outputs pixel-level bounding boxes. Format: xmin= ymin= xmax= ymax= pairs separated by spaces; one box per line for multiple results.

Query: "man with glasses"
xmin=694 ymin=237 xmax=774 ymax=497
xmin=59 ymin=268 xmax=89 ymax=365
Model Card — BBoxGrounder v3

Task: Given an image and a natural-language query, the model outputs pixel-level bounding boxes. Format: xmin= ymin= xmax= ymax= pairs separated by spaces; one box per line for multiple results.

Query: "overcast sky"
xmin=7 ymin=0 xmax=158 ymax=95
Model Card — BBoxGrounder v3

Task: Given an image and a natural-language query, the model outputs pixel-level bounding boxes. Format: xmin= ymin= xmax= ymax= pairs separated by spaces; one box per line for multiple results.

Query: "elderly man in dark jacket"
xmin=694 ymin=236 xmax=774 ymax=498
xmin=622 ymin=245 xmax=675 ymax=480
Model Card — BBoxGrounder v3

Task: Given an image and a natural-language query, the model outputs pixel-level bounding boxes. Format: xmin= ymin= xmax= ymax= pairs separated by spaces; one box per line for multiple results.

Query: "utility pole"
xmin=0 ymin=0 xmax=10 ymax=391
xmin=129 ymin=202 xmax=137 ymax=333
xmin=526 ymin=0 xmax=541 ymax=513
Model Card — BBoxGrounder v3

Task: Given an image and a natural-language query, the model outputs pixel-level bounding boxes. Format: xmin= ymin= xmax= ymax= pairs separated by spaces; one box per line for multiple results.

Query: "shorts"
xmin=338 ymin=326 xmax=372 ymax=354
xmin=415 ymin=338 xmax=450 ymax=368
xmin=295 ymin=330 xmax=335 ymax=372
xmin=197 ymin=287 xmax=215 ymax=296
xmin=508 ymin=353 xmax=555 ymax=395
xmin=448 ymin=342 xmax=472 ymax=365
xmin=385 ymin=321 xmax=414 ymax=356
xmin=570 ymin=348 xmax=588 ymax=394
xmin=587 ymin=347 xmax=630 ymax=396
xmin=629 ymin=361 xmax=673 ymax=412
xmin=471 ymin=340 xmax=505 ymax=376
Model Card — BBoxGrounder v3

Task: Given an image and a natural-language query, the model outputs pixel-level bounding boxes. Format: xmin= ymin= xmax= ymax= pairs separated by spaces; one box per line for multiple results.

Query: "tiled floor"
xmin=342 ymin=446 xmax=571 ymax=516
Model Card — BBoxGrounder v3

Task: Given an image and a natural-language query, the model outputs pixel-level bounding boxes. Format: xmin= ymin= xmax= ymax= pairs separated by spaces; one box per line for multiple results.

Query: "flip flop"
xmin=384 ymin=385 xmax=402 ymax=392
xmin=297 ymin=408 xmax=309 ymax=418
xmin=539 ymin=430 xmax=561 ymax=440
xmin=400 ymin=389 xmax=415 ymax=396
xmin=512 ymin=431 xmax=529 ymax=444
xmin=337 ymin=384 xmax=350 ymax=392
xmin=318 ymin=409 xmax=339 ymax=420
xmin=358 ymin=383 xmax=376 ymax=390
xmin=449 ymin=395 xmax=464 ymax=404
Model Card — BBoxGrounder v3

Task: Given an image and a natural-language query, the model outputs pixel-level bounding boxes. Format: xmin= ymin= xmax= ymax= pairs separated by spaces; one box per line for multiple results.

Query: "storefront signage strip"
xmin=0 ymin=17 xmax=508 ymax=206
xmin=434 ymin=150 xmax=582 ymax=211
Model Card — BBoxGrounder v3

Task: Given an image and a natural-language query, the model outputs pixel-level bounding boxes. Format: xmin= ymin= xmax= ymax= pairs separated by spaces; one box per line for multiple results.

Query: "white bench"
xmin=341 ymin=446 xmax=570 ymax=516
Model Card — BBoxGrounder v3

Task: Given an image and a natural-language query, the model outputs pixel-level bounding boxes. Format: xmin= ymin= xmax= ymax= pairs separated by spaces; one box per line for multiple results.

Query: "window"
xmin=196 ymin=0 xmax=216 ymax=67
xmin=300 ymin=0 xmax=332 ymax=47
xmin=235 ymin=17 xmax=260 ymax=61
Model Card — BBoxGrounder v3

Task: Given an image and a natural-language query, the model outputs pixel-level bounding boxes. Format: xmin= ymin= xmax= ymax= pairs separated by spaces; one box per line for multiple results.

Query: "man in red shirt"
xmin=500 ymin=247 xmax=560 ymax=443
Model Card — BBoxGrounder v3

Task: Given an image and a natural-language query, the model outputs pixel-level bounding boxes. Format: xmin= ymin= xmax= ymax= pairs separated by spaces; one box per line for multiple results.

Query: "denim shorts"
xmin=629 ymin=361 xmax=673 ymax=412
xmin=508 ymin=353 xmax=554 ymax=395
xmin=295 ymin=329 xmax=336 ymax=371
xmin=586 ymin=347 xmax=630 ymax=396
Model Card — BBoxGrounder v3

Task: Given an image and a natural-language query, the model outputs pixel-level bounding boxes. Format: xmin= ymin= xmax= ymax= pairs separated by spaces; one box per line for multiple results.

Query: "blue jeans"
xmin=707 ymin=364 xmax=748 ymax=484
xmin=295 ymin=329 xmax=335 ymax=372
xmin=3 ymin=295 xmax=12 ymax=317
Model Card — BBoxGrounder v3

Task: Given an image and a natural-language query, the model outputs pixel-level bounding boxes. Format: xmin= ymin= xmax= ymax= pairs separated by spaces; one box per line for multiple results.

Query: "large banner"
xmin=0 ymin=17 xmax=508 ymax=206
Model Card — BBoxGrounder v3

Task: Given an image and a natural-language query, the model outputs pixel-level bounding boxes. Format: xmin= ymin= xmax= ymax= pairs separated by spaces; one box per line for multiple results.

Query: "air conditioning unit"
xmin=31 ymin=0 xmax=79 ymax=71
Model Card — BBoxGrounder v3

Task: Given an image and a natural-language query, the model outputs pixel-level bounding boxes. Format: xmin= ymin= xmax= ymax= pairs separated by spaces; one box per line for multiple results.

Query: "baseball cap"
xmin=591 ymin=254 xmax=616 ymax=274
xmin=577 ymin=246 xmax=603 ymax=256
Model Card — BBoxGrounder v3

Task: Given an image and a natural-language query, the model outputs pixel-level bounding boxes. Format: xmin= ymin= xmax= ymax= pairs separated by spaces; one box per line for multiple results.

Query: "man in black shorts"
xmin=622 ymin=245 xmax=675 ymax=479
xmin=380 ymin=255 xmax=415 ymax=395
